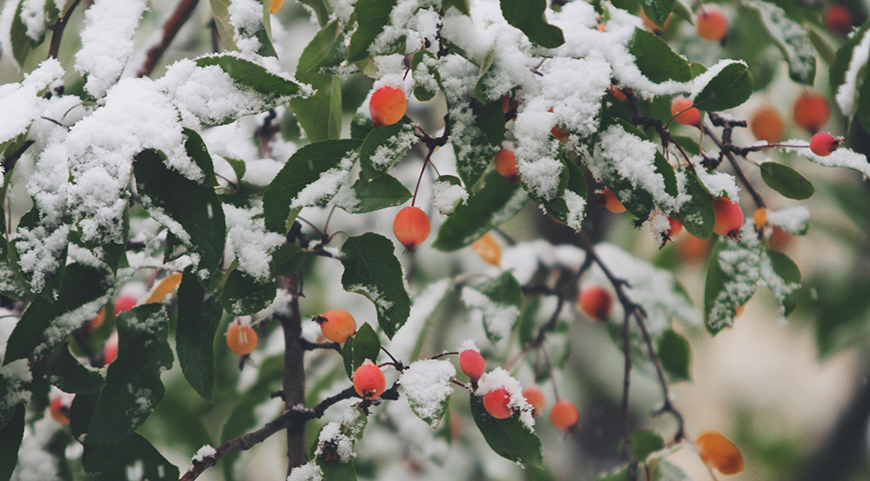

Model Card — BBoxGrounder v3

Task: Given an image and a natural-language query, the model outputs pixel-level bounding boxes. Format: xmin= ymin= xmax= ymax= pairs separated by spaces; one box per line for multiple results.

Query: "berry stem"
xmin=702 ymin=125 xmax=767 ymax=210
xmin=430 ymin=351 xmax=459 ymax=360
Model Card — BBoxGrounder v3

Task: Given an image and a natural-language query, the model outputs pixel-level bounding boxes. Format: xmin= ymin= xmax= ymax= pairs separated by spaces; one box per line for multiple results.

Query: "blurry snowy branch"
xmin=138 ymin=0 xmax=201 ymax=78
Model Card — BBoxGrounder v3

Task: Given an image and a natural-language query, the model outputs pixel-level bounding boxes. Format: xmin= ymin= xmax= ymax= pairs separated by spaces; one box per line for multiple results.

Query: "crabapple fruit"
xmin=602 ymin=187 xmax=626 ymax=214
xmin=369 ymin=86 xmax=407 ymax=127
xmin=696 ymin=431 xmax=744 ymax=475
xmin=696 ymin=5 xmax=729 ymax=41
xmin=482 ymin=388 xmax=513 ymax=419
xmin=86 ymin=308 xmax=106 ymax=332
xmin=49 ymin=396 xmax=72 ymax=425
xmin=548 ymin=109 xmax=569 ymax=142
xmin=226 ymin=320 xmax=258 ymax=356
xmin=750 ymin=106 xmax=785 ymax=143
xmin=393 ymin=206 xmax=430 ymax=251
xmin=550 ymin=400 xmax=579 ymax=431
xmin=470 ymin=232 xmax=502 ymax=266
xmin=668 ymin=216 xmax=683 ymax=239
xmin=102 ymin=331 xmax=118 ymax=365
xmin=809 ymin=132 xmax=842 ymax=157
xmin=578 ymin=286 xmax=613 ymax=322
xmin=793 ymin=91 xmax=830 ymax=133
xmin=353 ymin=359 xmax=386 ymax=400
xmin=459 ymin=348 xmax=485 ymax=383
xmin=671 ymin=96 xmax=701 ymax=127
xmin=314 ymin=309 xmax=357 ymax=343
xmin=114 ymin=295 xmax=137 ymax=315
xmin=522 ymin=386 xmax=546 ymax=417
xmin=494 ymin=148 xmax=517 ymax=178
xmin=825 ymin=4 xmax=852 ymax=34
xmin=712 ymin=197 xmax=744 ymax=237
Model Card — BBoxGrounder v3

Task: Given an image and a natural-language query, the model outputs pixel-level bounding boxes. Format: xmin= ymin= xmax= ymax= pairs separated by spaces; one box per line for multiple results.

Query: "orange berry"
xmin=494 ymin=148 xmax=517 ymax=178
xmin=578 ymin=286 xmax=613 ymax=321
xmin=668 ymin=216 xmax=683 ymax=239
xmin=597 ymin=22 xmax=606 ymax=33
xmin=734 ymin=304 xmax=746 ymax=319
xmin=696 ymin=5 xmax=729 ymax=41
xmin=353 ymin=359 xmax=386 ymax=399
xmin=712 ymin=197 xmax=744 ymax=237
xmin=671 ymin=96 xmax=701 ymax=127
xmin=548 ymin=108 xmax=569 ymax=142
xmin=482 ymin=388 xmax=513 ymax=419
xmin=696 ymin=431 xmax=745 ymax=475
xmin=270 ymin=0 xmax=284 ymax=14
xmin=370 ymin=86 xmax=407 ymax=127
xmin=768 ymin=226 xmax=790 ymax=252
xmin=315 ymin=309 xmax=357 ymax=343
xmin=470 ymin=232 xmax=502 ymax=266
xmin=226 ymin=320 xmax=258 ymax=356
xmin=601 ymin=187 xmax=626 ymax=213
xmin=754 ymin=207 xmax=768 ymax=228
xmin=750 ymin=106 xmax=785 ymax=143
xmin=793 ymin=91 xmax=830 ymax=133
xmin=522 ymin=386 xmax=546 ymax=417
xmin=501 ymin=95 xmax=518 ymax=116
xmin=810 ymin=132 xmax=842 ymax=156
xmin=87 ymin=308 xmax=106 ymax=332
xmin=393 ymin=206 xmax=430 ymax=251
xmin=550 ymin=400 xmax=579 ymax=431
xmin=49 ymin=396 xmax=72 ymax=425
xmin=146 ymin=272 xmax=183 ymax=304
xmin=609 ymin=84 xmax=626 ymax=100
xmin=825 ymin=4 xmax=853 ymax=34
xmin=459 ymin=348 xmax=485 ymax=382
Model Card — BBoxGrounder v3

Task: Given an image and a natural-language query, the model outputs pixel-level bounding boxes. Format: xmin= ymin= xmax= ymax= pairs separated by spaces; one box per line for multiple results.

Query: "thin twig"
xmin=47 ymin=0 xmax=82 ymax=60
xmin=138 ymin=0 xmax=200 ymax=78
xmin=299 ymin=337 xmax=342 ymax=354
xmin=703 ymin=125 xmax=766 ymax=209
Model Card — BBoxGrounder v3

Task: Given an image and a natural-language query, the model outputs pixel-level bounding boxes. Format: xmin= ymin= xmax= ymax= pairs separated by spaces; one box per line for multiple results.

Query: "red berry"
xmin=482 ymin=388 xmax=513 ymax=419
xmin=226 ymin=320 xmax=258 ymax=356
xmin=459 ymin=349 xmax=485 ymax=382
xmin=49 ymin=395 xmax=72 ymax=425
xmin=315 ymin=309 xmax=357 ymax=343
xmin=696 ymin=431 xmax=744 ymax=475
xmin=809 ymin=132 xmax=842 ymax=157
xmin=712 ymin=197 xmax=744 ymax=237
xmin=103 ymin=331 xmax=118 ymax=365
xmin=369 ymin=86 xmax=407 ymax=127
xmin=668 ymin=216 xmax=683 ymax=240
xmin=87 ymin=308 xmax=106 ymax=332
xmin=825 ymin=4 xmax=853 ymax=34
xmin=353 ymin=359 xmax=385 ymax=400
xmin=750 ymin=106 xmax=785 ymax=143
xmin=393 ymin=206 xmax=430 ymax=251
xmin=494 ymin=148 xmax=517 ymax=178
xmin=114 ymin=295 xmax=137 ymax=315
xmin=550 ymin=400 xmax=579 ymax=431
xmin=601 ymin=187 xmax=626 ymax=214
xmin=793 ymin=91 xmax=830 ymax=133
xmin=671 ymin=96 xmax=701 ymax=127
xmin=677 ymin=234 xmax=711 ymax=264
xmin=578 ymin=287 xmax=613 ymax=322
xmin=522 ymin=386 xmax=546 ymax=417
xmin=696 ymin=5 xmax=728 ymax=41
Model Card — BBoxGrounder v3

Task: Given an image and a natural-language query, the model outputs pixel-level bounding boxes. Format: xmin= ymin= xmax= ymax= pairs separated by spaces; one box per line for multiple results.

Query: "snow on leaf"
xmin=461 ymin=272 xmax=522 ymax=343
xmin=399 ymin=359 xmax=455 ymax=429
xmin=766 ymin=205 xmax=809 ymax=235
xmin=742 ymin=0 xmax=816 ymax=85
xmin=0 ymin=58 xmax=64 ymax=145
xmin=781 ymin=140 xmax=870 ymax=178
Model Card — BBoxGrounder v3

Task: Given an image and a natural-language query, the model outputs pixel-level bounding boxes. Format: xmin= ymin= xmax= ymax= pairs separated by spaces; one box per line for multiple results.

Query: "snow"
xmin=19 ymin=0 xmax=48 ymax=42
xmin=563 ymin=191 xmax=586 ymax=231
xmin=461 ymin=286 xmax=520 ymax=342
xmin=460 ymin=338 xmax=479 ymax=353
xmin=224 ymin=201 xmax=285 ymax=281
xmin=11 ymin=416 xmax=61 ymax=481
xmin=766 ymin=205 xmax=809 ymax=234
xmin=398 ymin=359 xmax=455 ymax=428
xmin=430 ymin=179 xmax=468 ymax=216
xmin=649 ymin=208 xmax=673 ymax=248
xmin=835 ymin=28 xmax=870 ymax=117
xmin=369 ymin=123 xmax=417 ymax=171
xmin=228 ymin=0 xmax=265 ymax=55
xmin=476 ymin=367 xmax=535 ymax=430
xmin=192 ymin=445 xmax=216 ymax=464
xmin=290 ymin=152 xmax=356 ymax=209
xmin=315 ymin=422 xmax=356 ymax=463
xmin=328 ymin=0 xmax=357 ymax=24
xmin=706 ymin=224 xmax=762 ymax=331
xmin=0 ymin=58 xmax=64 ymax=145
xmin=781 ymin=140 xmax=870 ymax=178
xmin=689 ymin=155 xmax=741 ymax=199
xmin=388 ymin=279 xmax=451 ymax=361
xmin=287 ymin=462 xmax=323 ymax=481
xmin=75 ymin=0 xmax=149 ymax=99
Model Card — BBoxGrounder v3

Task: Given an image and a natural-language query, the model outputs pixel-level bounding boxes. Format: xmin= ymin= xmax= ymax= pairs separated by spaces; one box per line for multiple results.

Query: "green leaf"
xmin=539 ymin=154 xmax=588 ymax=229
xmin=134 ymin=149 xmax=226 ymax=279
xmin=317 ymin=457 xmax=358 ymax=480
xmin=338 ymin=174 xmax=412 ymax=214
xmin=183 ymin=128 xmax=219 ymax=186
xmin=693 ymin=61 xmax=754 ymax=112
xmin=222 ymin=267 xmax=278 ymax=315
xmin=290 ymin=74 xmax=343 ymax=142
xmin=742 ymin=0 xmax=816 ymax=85
xmin=358 ymin=118 xmax=416 ymax=179
xmin=209 ymin=0 xmax=239 ymax=51
xmin=443 ymin=0 xmax=469 ymax=15
xmin=639 ymin=0 xmax=676 ymax=28
xmin=69 ymin=392 xmax=98 ymax=443
xmin=297 ymin=20 xmax=345 ymax=75
xmin=628 ymin=28 xmax=691 ymax=83
xmin=176 ymin=266 xmax=222 ymax=401
xmin=45 ymin=343 xmax=106 ymax=394
xmin=263 ymin=139 xmax=361 ymax=233
xmin=474 ymin=99 xmax=507 ymax=147
xmin=465 ymin=272 xmax=522 ymax=343
xmin=807 ymin=27 xmax=836 ymax=66
xmin=299 ymin=0 xmax=331 ymax=26
xmin=433 ymin=171 xmax=528 ymax=251
xmin=679 ymin=171 xmax=715 ymax=239
xmin=759 ymin=162 xmax=815 ymax=200
xmin=400 ymin=359 xmax=454 ymax=428
xmin=469 ymin=393 xmax=543 ymax=468
xmin=411 ymin=50 xmax=441 ymax=101
xmin=499 ymin=0 xmax=564 ymax=49
xmin=196 ymin=53 xmax=301 ymax=101
xmin=85 ymin=304 xmax=173 ymax=444
xmin=704 ymin=239 xmax=759 ymax=335
xmin=343 ymin=322 xmax=380 ymax=378
xmin=630 ymin=429 xmax=665 ymax=461
xmin=82 ymin=433 xmax=179 ymax=481
xmin=11 ymin=206 xmax=68 ymax=301
xmin=3 ymin=263 xmax=112 ymax=365
xmin=347 ymin=0 xmax=398 ymax=62
xmin=271 ymin=243 xmax=305 ymax=277
xmin=0 ymin=404 xmax=24 ymax=481
xmin=764 ymin=249 xmax=801 ymax=317
xmin=339 ymin=233 xmax=410 ymax=339
xmin=9 ymin=0 xmax=47 ymax=68
xmin=858 ymin=61 xmax=870 ymax=133
xmin=656 ymin=329 xmax=692 ymax=382
xmin=830 ymin=22 xmax=870 ymax=107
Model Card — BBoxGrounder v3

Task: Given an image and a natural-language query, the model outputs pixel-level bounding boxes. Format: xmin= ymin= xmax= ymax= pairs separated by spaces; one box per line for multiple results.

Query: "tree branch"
xmin=137 ymin=0 xmax=200 ymax=78
xmin=702 ymin=124 xmax=767 ymax=210
xmin=47 ymin=0 xmax=82 ymax=60
xmin=279 ymin=274 xmax=308 ymax=474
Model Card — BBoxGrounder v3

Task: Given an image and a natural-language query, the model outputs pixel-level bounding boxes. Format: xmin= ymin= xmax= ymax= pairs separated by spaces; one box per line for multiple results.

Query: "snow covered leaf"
xmin=766 ymin=206 xmax=809 ymax=236
xmin=3 ymin=263 xmax=112 ymax=365
xmin=340 ymin=233 xmax=410 ymax=339
xmin=207 ymin=0 xmax=277 ymax=57
xmin=297 ymin=19 xmax=345 ymax=75
xmin=343 ymin=323 xmax=380 ymax=378
xmin=445 ymin=85 xmax=500 ymax=188
xmin=8 ymin=0 xmax=58 ymax=67
xmin=222 ymin=266 xmax=278 ymax=315
xmin=639 ymin=0 xmax=676 ymax=29
xmin=11 ymin=206 xmax=69 ymax=301
xmin=291 ymin=75 xmax=343 ymax=142
xmin=499 ymin=0 xmax=564 ymax=49
xmin=680 ymin=171 xmax=715 ymax=239
xmin=299 ymin=0 xmax=330 ymax=25
xmin=588 ymin=121 xmax=655 ymax=219
xmin=0 ymin=404 xmax=24 ymax=481
xmin=177 ymin=266 xmax=223 ymax=402
xmin=759 ymin=162 xmax=814 ymax=200
xmin=336 ymin=174 xmax=412 ymax=214
xmin=629 ymin=28 xmax=691 ymax=84
xmin=537 ymin=151 xmax=588 ymax=231
xmin=830 ymin=22 xmax=870 ymax=130
xmin=263 ymin=139 xmax=361 ymax=233
xmin=85 ymin=304 xmax=173 ymax=444
xmin=629 ymin=430 xmax=665 ymax=461
xmin=462 ymin=272 xmax=522 ymax=343
xmin=347 ymin=0 xmax=399 ymax=62
xmin=693 ymin=62 xmax=754 ymax=113
xmin=763 ymin=249 xmax=801 ymax=317
xmin=430 ymin=175 xmax=467 ymax=216
xmin=134 ymin=149 xmax=226 ymax=280
xmin=704 ymin=236 xmax=760 ymax=335
xmin=469 ymin=393 xmax=543 ymax=468
xmin=45 ymin=342 xmax=106 ymax=395
xmin=358 ymin=118 xmax=416 ymax=179
xmin=184 ymin=129 xmax=219 ymax=187
xmin=399 ymin=359 xmax=455 ymax=429
xmin=195 ymin=54 xmax=301 ymax=103
xmin=433 ymin=171 xmax=528 ymax=252
xmin=742 ymin=0 xmax=816 ymax=85
xmin=411 ymin=51 xmax=442 ymax=101
xmin=82 ymin=433 xmax=179 ymax=481
xmin=650 ymin=458 xmax=692 ymax=481
xmin=656 ymin=329 xmax=692 ymax=382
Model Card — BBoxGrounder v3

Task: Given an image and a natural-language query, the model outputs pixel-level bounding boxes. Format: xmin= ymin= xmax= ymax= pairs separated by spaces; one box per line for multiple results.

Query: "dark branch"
xmin=137 ymin=0 xmax=200 ymax=78
xmin=300 ymin=337 xmax=342 ymax=354
xmin=47 ymin=0 xmax=82 ymax=60
xmin=702 ymin=123 xmax=767 ymax=210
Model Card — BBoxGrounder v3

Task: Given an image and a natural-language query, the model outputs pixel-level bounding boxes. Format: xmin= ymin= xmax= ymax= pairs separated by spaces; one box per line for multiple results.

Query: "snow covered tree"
xmin=0 ymin=0 xmax=869 ymax=480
